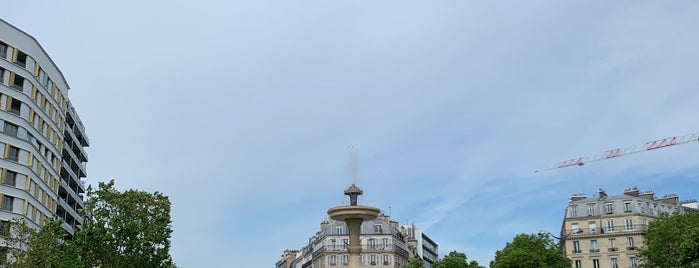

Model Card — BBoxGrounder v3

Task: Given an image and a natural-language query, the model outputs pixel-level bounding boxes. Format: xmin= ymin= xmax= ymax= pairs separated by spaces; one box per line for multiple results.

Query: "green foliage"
xmin=0 ymin=180 xmax=176 ymax=268
xmin=0 ymin=218 xmax=82 ymax=268
xmin=490 ymin=233 xmax=570 ymax=268
xmin=76 ymin=179 xmax=175 ymax=268
xmin=639 ymin=212 xmax=699 ymax=268
xmin=433 ymin=250 xmax=484 ymax=268
xmin=405 ymin=258 xmax=424 ymax=268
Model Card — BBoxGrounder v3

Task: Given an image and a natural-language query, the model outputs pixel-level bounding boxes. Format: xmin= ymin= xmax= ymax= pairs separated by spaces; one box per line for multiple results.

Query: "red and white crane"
xmin=534 ymin=132 xmax=699 ymax=173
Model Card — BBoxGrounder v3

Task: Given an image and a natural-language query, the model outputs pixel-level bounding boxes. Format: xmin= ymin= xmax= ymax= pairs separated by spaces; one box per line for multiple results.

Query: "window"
xmin=0 ymin=42 xmax=7 ymax=58
xmin=38 ymin=68 xmax=48 ymax=87
xmin=342 ymin=255 xmax=348 ymax=265
xmin=590 ymin=240 xmax=599 ymax=252
xmin=589 ymin=223 xmax=596 ymax=234
xmin=571 ymin=223 xmax=581 ymax=234
xmin=3 ymin=170 xmax=16 ymax=186
xmin=328 ymin=255 xmax=337 ymax=266
xmin=0 ymin=220 xmax=8 ymax=235
xmin=15 ymin=50 xmax=28 ymax=68
xmin=370 ymin=254 xmax=377 ymax=265
xmin=368 ymin=238 xmax=376 ymax=249
xmin=630 ymin=257 xmax=638 ymax=268
xmin=11 ymin=74 xmax=24 ymax=91
xmin=374 ymin=224 xmax=383 ymax=234
xmin=572 ymin=241 xmax=581 ymax=253
xmin=605 ymin=203 xmax=614 ymax=214
xmin=627 ymin=237 xmax=635 ymax=249
xmin=382 ymin=238 xmax=389 ymax=249
xmin=587 ymin=203 xmax=595 ymax=216
xmin=10 ymin=99 xmax=21 ymax=115
xmin=625 ymin=218 xmax=634 ymax=230
xmin=609 ymin=238 xmax=617 ymax=251
xmin=343 ymin=239 xmax=348 ymax=249
xmin=606 ymin=219 xmax=616 ymax=232
xmin=1 ymin=195 xmax=13 ymax=211
xmin=0 ymin=67 xmax=5 ymax=83
xmin=3 ymin=122 xmax=18 ymax=137
xmin=574 ymin=260 xmax=581 ymax=268
xmin=592 ymin=259 xmax=600 ymax=268
xmin=611 ymin=257 xmax=618 ymax=268
xmin=624 ymin=201 xmax=632 ymax=212
xmin=335 ymin=224 xmax=344 ymax=235
xmin=569 ymin=205 xmax=578 ymax=217
xmin=383 ymin=254 xmax=389 ymax=265
xmin=7 ymin=146 xmax=19 ymax=162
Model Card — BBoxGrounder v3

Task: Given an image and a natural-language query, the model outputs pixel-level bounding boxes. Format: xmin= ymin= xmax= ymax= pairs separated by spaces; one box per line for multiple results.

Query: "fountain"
xmin=327 ymin=184 xmax=380 ymax=268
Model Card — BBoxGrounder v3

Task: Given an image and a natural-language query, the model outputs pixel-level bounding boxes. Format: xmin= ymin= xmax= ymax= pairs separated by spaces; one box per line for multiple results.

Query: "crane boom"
xmin=534 ymin=132 xmax=699 ymax=173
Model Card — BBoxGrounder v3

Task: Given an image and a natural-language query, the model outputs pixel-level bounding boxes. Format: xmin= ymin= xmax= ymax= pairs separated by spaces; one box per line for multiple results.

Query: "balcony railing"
xmin=589 ymin=248 xmax=600 ymax=253
xmin=565 ymin=225 xmax=649 ymax=236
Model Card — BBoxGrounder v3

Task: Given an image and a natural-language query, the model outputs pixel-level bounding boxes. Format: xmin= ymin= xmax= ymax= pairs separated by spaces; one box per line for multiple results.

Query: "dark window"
xmin=7 ymin=146 xmax=19 ymax=162
xmin=0 ymin=42 xmax=7 ymax=58
xmin=3 ymin=122 xmax=18 ymax=137
xmin=0 ymin=220 xmax=8 ymax=235
xmin=3 ymin=170 xmax=16 ymax=186
xmin=9 ymin=99 xmax=21 ymax=115
xmin=0 ymin=67 xmax=5 ymax=83
xmin=11 ymin=74 xmax=24 ymax=91
xmin=1 ymin=195 xmax=13 ymax=211
xmin=15 ymin=50 xmax=28 ymax=68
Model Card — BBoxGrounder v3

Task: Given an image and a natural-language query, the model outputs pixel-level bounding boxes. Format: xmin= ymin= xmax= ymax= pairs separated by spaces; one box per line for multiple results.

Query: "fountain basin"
xmin=327 ymin=205 xmax=380 ymax=221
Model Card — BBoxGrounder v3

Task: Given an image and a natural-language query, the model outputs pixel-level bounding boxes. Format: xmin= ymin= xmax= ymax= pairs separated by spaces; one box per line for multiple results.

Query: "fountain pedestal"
xmin=327 ymin=185 xmax=380 ymax=268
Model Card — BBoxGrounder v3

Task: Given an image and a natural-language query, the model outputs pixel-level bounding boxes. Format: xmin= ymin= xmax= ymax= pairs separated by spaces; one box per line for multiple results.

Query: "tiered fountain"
xmin=327 ymin=184 xmax=380 ymax=268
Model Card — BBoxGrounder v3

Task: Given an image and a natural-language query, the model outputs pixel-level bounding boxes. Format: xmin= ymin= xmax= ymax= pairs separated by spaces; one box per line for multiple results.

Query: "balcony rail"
xmin=565 ymin=225 xmax=649 ymax=236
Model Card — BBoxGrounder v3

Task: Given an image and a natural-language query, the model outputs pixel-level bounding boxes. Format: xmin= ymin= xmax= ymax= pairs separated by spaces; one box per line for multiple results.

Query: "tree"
xmin=0 ymin=218 xmax=82 ymax=268
xmin=405 ymin=258 xmax=424 ymax=268
xmin=75 ymin=179 xmax=175 ymax=268
xmin=490 ymin=233 xmax=570 ymax=268
xmin=639 ymin=212 xmax=699 ymax=268
xmin=432 ymin=250 xmax=484 ymax=268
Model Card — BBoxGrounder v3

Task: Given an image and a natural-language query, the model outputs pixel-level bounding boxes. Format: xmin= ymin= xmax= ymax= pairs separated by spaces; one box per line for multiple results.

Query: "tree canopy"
xmin=639 ymin=211 xmax=699 ymax=268
xmin=433 ymin=250 xmax=484 ymax=268
xmin=405 ymin=258 xmax=425 ymax=268
xmin=490 ymin=233 xmax=570 ymax=268
xmin=0 ymin=179 xmax=176 ymax=268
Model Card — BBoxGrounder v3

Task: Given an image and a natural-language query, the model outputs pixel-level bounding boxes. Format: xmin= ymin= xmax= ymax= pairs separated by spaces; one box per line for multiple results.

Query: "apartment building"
xmin=401 ymin=224 xmax=439 ymax=268
xmin=277 ymin=214 xmax=436 ymax=268
xmin=0 ymin=19 xmax=89 ymax=236
xmin=562 ymin=187 xmax=698 ymax=268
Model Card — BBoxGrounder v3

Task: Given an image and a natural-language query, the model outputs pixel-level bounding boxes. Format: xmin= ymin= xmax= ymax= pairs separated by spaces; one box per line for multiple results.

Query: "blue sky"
xmin=2 ymin=1 xmax=699 ymax=267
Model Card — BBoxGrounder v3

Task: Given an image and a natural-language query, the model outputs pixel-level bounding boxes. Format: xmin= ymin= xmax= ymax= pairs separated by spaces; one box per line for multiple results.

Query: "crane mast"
xmin=535 ymin=132 xmax=699 ymax=173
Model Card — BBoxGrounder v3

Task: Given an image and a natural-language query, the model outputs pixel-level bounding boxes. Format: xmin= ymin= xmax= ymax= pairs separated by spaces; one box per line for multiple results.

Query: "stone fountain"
xmin=327 ymin=184 xmax=380 ymax=268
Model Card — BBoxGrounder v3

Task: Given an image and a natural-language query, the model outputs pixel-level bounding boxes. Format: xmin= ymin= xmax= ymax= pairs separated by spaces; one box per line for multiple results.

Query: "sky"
xmin=2 ymin=1 xmax=699 ymax=267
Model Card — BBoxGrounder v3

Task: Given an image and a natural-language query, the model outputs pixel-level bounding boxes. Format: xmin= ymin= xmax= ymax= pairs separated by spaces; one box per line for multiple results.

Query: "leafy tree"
xmin=433 ymin=250 xmax=484 ymax=268
xmin=405 ymin=258 xmax=424 ymax=268
xmin=0 ymin=218 xmax=82 ymax=268
xmin=75 ymin=179 xmax=175 ymax=268
xmin=639 ymin=212 xmax=699 ymax=268
xmin=490 ymin=233 xmax=570 ymax=268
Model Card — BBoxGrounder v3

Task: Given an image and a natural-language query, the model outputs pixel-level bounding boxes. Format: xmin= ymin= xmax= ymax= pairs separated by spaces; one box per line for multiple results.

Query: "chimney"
xmin=598 ymin=188 xmax=607 ymax=199
xmin=570 ymin=193 xmax=587 ymax=202
xmin=658 ymin=194 xmax=680 ymax=205
xmin=624 ymin=186 xmax=640 ymax=197
xmin=639 ymin=190 xmax=655 ymax=200
xmin=320 ymin=219 xmax=329 ymax=231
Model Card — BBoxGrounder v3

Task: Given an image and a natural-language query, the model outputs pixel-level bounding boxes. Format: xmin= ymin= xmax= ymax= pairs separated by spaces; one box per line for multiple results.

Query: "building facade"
xmin=0 ymin=19 xmax=88 ymax=236
xmin=562 ymin=187 xmax=698 ymax=268
xmin=401 ymin=224 xmax=438 ymax=268
xmin=277 ymin=214 xmax=436 ymax=268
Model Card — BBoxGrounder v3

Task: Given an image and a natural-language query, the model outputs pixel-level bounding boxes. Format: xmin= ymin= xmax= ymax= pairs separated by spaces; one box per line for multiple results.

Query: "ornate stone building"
xmin=277 ymin=214 xmax=437 ymax=268
xmin=562 ymin=187 xmax=698 ymax=268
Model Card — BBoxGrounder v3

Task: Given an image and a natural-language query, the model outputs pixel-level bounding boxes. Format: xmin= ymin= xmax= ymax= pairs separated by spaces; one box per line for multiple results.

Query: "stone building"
xmin=562 ymin=187 xmax=698 ymax=268
xmin=277 ymin=214 xmax=437 ymax=268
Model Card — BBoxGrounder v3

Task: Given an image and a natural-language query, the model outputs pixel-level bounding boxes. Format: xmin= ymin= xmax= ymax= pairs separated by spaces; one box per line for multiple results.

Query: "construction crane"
xmin=534 ymin=132 xmax=699 ymax=173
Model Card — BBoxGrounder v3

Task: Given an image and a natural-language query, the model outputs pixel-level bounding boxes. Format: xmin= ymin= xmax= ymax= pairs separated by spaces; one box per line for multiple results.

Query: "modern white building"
xmin=401 ymin=224 xmax=438 ymax=268
xmin=0 ymin=19 xmax=88 ymax=236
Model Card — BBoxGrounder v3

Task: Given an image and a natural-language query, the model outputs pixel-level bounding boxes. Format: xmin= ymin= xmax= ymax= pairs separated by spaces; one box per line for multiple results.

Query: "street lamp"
xmin=539 ymin=230 xmax=572 ymax=268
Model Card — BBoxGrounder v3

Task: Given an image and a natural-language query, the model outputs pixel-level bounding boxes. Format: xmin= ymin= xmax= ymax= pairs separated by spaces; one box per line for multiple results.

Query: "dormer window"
xmin=374 ymin=224 xmax=382 ymax=234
